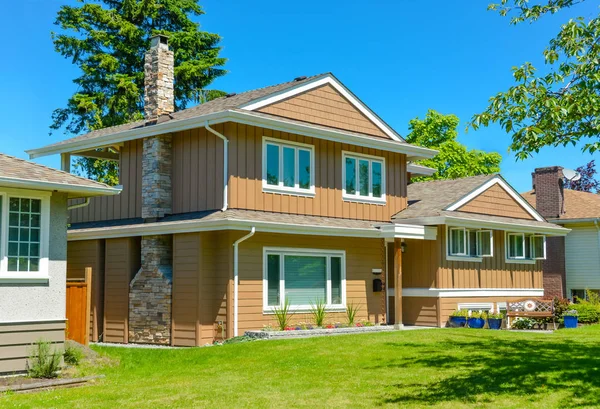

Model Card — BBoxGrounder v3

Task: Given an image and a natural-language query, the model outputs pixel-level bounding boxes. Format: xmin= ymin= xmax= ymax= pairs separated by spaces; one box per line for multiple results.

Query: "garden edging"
xmin=245 ymin=325 xmax=398 ymax=339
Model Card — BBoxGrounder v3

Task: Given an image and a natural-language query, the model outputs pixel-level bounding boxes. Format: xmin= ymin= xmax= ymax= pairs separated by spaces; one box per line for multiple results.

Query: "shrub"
xmin=273 ymin=299 xmax=294 ymax=331
xmin=450 ymin=309 xmax=469 ymax=317
xmin=469 ymin=311 xmax=485 ymax=319
xmin=63 ymin=343 xmax=83 ymax=366
xmin=553 ymin=297 xmax=571 ymax=320
xmin=346 ymin=302 xmax=360 ymax=326
xmin=571 ymin=302 xmax=600 ymax=323
xmin=310 ymin=299 xmax=327 ymax=327
xmin=28 ymin=340 xmax=61 ymax=378
xmin=512 ymin=317 xmax=536 ymax=330
xmin=486 ymin=311 xmax=504 ymax=320
xmin=586 ymin=289 xmax=600 ymax=305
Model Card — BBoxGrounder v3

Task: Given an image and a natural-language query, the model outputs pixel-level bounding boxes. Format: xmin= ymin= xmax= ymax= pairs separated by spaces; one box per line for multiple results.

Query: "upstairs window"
xmin=263 ymin=138 xmax=315 ymax=196
xmin=506 ymin=233 xmax=546 ymax=260
xmin=342 ymin=152 xmax=385 ymax=204
xmin=448 ymin=227 xmax=493 ymax=259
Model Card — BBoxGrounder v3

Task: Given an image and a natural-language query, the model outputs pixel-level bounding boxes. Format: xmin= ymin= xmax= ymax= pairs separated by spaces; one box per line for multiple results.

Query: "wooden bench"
xmin=506 ymin=298 xmax=555 ymax=330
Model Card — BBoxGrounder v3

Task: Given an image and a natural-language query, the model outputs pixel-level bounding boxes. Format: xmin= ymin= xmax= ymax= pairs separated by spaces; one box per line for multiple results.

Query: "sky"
xmin=1 ymin=0 xmax=598 ymax=192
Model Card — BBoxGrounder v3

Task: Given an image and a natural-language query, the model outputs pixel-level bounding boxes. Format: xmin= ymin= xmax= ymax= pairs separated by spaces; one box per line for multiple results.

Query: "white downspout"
xmin=67 ymin=197 xmax=91 ymax=210
xmin=233 ymin=227 xmax=256 ymax=337
xmin=204 ymin=121 xmax=229 ymax=212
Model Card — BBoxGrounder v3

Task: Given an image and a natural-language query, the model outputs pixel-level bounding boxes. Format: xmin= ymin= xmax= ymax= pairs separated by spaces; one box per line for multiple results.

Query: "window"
xmin=342 ymin=152 xmax=385 ymax=204
xmin=506 ymin=233 xmax=546 ymax=261
xmin=447 ymin=227 xmax=493 ymax=259
xmin=264 ymin=248 xmax=345 ymax=311
xmin=263 ymin=138 xmax=314 ymax=195
xmin=0 ymin=190 xmax=49 ymax=279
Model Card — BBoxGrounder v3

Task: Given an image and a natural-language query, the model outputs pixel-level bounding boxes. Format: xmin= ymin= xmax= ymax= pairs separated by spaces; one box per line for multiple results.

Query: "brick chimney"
xmin=532 ymin=166 xmax=565 ymax=219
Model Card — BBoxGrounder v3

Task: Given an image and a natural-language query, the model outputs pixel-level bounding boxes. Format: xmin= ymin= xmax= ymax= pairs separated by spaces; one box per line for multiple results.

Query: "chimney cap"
xmin=150 ymin=34 xmax=169 ymax=48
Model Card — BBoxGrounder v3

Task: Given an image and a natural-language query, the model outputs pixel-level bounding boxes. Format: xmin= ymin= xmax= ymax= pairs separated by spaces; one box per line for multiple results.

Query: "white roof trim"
xmin=407 ymin=163 xmax=436 ymax=176
xmin=0 ymin=176 xmax=121 ymax=198
xmin=240 ymin=75 xmax=403 ymax=142
xmin=377 ymin=223 xmax=438 ymax=240
xmin=445 ymin=176 xmax=545 ymax=222
xmin=402 ymin=288 xmax=544 ymax=298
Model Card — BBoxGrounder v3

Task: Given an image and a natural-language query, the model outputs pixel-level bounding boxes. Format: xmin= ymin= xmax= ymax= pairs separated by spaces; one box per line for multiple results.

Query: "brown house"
xmin=27 ymin=36 xmax=568 ymax=345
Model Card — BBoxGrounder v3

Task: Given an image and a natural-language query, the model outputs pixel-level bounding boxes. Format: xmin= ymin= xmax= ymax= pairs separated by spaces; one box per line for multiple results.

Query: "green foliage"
xmin=346 ymin=302 xmax=360 ymax=326
xmin=273 ymin=299 xmax=294 ymax=331
xmin=487 ymin=311 xmax=504 ymax=320
xmin=471 ymin=1 xmax=600 ymax=159
xmin=586 ymin=289 xmax=600 ymax=305
xmin=512 ymin=317 xmax=536 ymax=329
xmin=571 ymin=302 xmax=600 ymax=323
xmin=52 ymin=0 xmax=227 ymax=183
xmin=450 ymin=309 xmax=469 ymax=317
xmin=310 ymin=299 xmax=327 ymax=327
xmin=469 ymin=311 xmax=485 ymax=319
xmin=406 ymin=110 xmax=502 ymax=182
xmin=27 ymin=340 xmax=62 ymax=378
xmin=222 ymin=336 xmax=254 ymax=345
xmin=553 ymin=297 xmax=572 ymax=320
xmin=563 ymin=310 xmax=579 ymax=317
xmin=63 ymin=344 xmax=83 ymax=366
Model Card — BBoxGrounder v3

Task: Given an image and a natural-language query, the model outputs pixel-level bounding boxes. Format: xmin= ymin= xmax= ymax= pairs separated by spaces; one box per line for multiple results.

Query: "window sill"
xmin=263 ymin=306 xmax=346 ymax=315
xmin=446 ymin=255 xmax=483 ymax=263
xmin=0 ymin=275 xmax=49 ymax=284
xmin=262 ymin=185 xmax=316 ymax=198
xmin=342 ymin=195 xmax=386 ymax=206
xmin=505 ymin=259 xmax=539 ymax=265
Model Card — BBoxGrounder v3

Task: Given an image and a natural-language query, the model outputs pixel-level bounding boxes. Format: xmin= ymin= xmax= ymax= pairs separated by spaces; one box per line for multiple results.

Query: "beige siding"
xmin=458 ymin=184 xmax=534 ymax=220
xmin=0 ymin=320 xmax=65 ymax=374
xmin=67 ymin=240 xmax=105 ymax=342
xmin=401 ymin=239 xmax=437 ymax=288
xmin=564 ymin=222 xmax=600 ymax=294
xmin=68 ymin=139 xmax=143 ymax=223
xmin=402 ymin=297 xmax=438 ymax=326
xmin=104 ymin=238 xmax=140 ymax=343
xmin=257 ymin=84 xmax=390 ymax=139
xmin=172 ymin=123 xmax=407 ymax=222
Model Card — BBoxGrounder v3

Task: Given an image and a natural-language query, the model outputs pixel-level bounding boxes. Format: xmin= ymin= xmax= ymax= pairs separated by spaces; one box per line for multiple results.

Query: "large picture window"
xmin=342 ymin=152 xmax=385 ymax=204
xmin=263 ymin=137 xmax=315 ymax=195
xmin=506 ymin=232 xmax=546 ymax=261
xmin=447 ymin=227 xmax=493 ymax=259
xmin=264 ymin=248 xmax=345 ymax=311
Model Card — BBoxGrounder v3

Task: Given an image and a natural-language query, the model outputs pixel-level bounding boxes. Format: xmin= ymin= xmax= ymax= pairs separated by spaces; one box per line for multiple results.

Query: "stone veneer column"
xmin=142 ymin=134 xmax=172 ymax=219
xmin=144 ymin=35 xmax=174 ymax=119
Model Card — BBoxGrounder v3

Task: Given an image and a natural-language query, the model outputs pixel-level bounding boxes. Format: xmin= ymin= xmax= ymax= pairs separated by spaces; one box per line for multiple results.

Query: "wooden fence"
xmin=66 ymin=268 xmax=92 ymax=345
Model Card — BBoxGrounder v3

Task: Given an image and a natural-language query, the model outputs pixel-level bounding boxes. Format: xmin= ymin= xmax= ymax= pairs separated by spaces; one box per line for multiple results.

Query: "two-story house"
xmin=27 ymin=36 xmax=568 ymax=345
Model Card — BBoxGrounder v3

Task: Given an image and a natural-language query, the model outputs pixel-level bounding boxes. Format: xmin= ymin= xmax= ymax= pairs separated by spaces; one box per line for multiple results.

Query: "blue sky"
xmin=1 ymin=0 xmax=597 ymax=192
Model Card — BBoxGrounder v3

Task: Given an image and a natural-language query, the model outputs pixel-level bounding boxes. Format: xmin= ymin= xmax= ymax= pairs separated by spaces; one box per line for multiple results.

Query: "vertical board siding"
xmin=402 ymin=297 xmax=438 ymax=326
xmin=67 ymin=240 xmax=105 ymax=342
xmin=172 ymin=123 xmax=407 ymax=222
xmin=104 ymin=237 xmax=140 ymax=343
xmin=458 ymin=184 xmax=534 ymax=220
xmin=68 ymin=139 xmax=143 ymax=223
xmin=256 ymin=84 xmax=390 ymax=139
xmin=565 ymin=223 xmax=600 ymax=293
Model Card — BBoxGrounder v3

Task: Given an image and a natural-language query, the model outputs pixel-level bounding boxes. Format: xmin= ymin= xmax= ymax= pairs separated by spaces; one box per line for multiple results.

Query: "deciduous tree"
xmin=565 ymin=160 xmax=600 ymax=193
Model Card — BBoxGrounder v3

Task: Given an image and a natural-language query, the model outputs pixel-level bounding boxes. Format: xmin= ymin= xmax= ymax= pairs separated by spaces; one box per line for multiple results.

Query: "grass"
xmin=4 ymin=326 xmax=600 ymax=408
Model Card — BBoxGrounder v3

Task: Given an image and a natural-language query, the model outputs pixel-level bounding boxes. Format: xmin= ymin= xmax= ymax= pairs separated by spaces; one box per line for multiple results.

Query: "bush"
xmin=553 ymin=297 xmax=571 ymax=320
xmin=512 ymin=318 xmax=536 ymax=330
xmin=28 ymin=340 xmax=61 ymax=378
xmin=469 ymin=311 xmax=485 ymax=319
xmin=63 ymin=343 xmax=84 ymax=366
xmin=450 ymin=309 xmax=469 ymax=317
xmin=571 ymin=302 xmax=600 ymax=323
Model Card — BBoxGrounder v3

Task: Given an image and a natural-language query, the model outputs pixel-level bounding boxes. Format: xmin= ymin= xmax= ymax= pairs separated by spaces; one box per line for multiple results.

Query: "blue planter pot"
xmin=487 ymin=318 xmax=502 ymax=330
xmin=467 ymin=317 xmax=485 ymax=329
xmin=564 ymin=315 xmax=578 ymax=329
xmin=449 ymin=316 xmax=467 ymax=328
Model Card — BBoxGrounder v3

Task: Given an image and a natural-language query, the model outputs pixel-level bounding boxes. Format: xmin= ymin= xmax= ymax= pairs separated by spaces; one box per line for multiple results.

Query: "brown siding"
xmin=402 ymin=297 xmax=438 ymax=326
xmin=104 ymin=237 xmax=140 ymax=343
xmin=0 ymin=320 xmax=65 ymax=374
xmin=68 ymin=139 xmax=143 ymax=223
xmin=257 ymin=84 xmax=390 ymax=139
xmin=172 ymin=123 xmax=407 ymax=222
xmin=458 ymin=184 xmax=534 ymax=220
xmin=401 ymin=239 xmax=438 ymax=288
xmin=67 ymin=240 xmax=105 ymax=342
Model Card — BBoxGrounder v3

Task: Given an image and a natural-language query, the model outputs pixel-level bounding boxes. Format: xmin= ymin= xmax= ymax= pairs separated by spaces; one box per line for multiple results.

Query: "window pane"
xmin=266 ymin=144 xmax=280 ymax=186
xmin=372 ymin=162 xmax=382 ymax=198
xmin=267 ymin=254 xmax=280 ymax=307
xmin=284 ymin=255 xmax=326 ymax=306
xmin=283 ymin=147 xmax=295 ymax=188
xmin=478 ymin=231 xmax=492 ymax=256
xmin=468 ymin=230 xmax=477 ymax=256
xmin=450 ymin=229 xmax=465 ymax=255
xmin=345 ymin=157 xmax=356 ymax=194
xmin=31 ymin=199 xmax=40 ymax=213
xmin=9 ymin=198 xmax=19 ymax=212
xmin=30 ymin=229 xmax=40 ymax=243
xmin=30 ymin=258 xmax=39 ymax=272
xmin=525 ymin=236 xmax=531 ymax=259
xmin=21 ymin=199 xmax=30 ymax=212
xmin=532 ymin=236 xmax=544 ymax=258
xmin=7 ymin=257 xmax=17 ymax=272
xmin=7 ymin=197 xmax=43 ymax=273
xmin=331 ymin=257 xmax=342 ymax=305
xmin=509 ymin=234 xmax=524 ymax=258
xmin=359 ymin=160 xmax=369 ymax=196
xmin=298 ymin=149 xmax=311 ymax=190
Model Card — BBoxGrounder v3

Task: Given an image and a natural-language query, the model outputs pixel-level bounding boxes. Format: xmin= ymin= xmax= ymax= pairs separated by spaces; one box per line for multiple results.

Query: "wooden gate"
xmin=66 ymin=268 xmax=92 ymax=345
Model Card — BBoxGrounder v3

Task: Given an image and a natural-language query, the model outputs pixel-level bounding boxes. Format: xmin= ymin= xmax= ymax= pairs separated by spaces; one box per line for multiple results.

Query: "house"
xmin=0 ymin=154 xmax=120 ymax=374
xmin=523 ymin=166 xmax=600 ymax=299
xmin=26 ymin=35 xmax=568 ymax=345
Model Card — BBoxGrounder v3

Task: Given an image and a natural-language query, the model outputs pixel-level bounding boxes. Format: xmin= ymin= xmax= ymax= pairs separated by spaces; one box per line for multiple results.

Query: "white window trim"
xmin=531 ymin=234 xmax=547 ymax=260
xmin=477 ymin=230 xmax=494 ymax=257
xmin=505 ymin=232 xmax=546 ymax=264
xmin=0 ymin=188 xmax=51 ymax=281
xmin=457 ymin=303 xmax=494 ymax=312
xmin=446 ymin=226 xmax=494 ymax=262
xmin=341 ymin=151 xmax=386 ymax=205
xmin=262 ymin=247 xmax=346 ymax=313
xmin=262 ymin=136 xmax=316 ymax=197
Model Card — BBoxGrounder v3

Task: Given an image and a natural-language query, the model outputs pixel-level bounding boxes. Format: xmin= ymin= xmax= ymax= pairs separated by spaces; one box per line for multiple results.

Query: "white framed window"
xmin=263 ymin=247 xmax=346 ymax=312
xmin=342 ymin=151 xmax=385 ymax=204
xmin=0 ymin=189 xmax=51 ymax=280
xmin=457 ymin=303 xmax=494 ymax=313
xmin=262 ymin=137 xmax=315 ymax=196
xmin=447 ymin=227 xmax=493 ymax=260
xmin=506 ymin=232 xmax=546 ymax=262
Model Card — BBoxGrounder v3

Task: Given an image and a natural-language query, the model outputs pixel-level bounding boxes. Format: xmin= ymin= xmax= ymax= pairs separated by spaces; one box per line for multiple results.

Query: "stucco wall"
xmin=0 ymin=191 xmax=67 ymax=323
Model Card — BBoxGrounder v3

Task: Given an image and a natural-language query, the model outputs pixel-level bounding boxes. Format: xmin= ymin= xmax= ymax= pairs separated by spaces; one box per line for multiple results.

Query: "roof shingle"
xmin=522 ymin=188 xmax=600 ymax=220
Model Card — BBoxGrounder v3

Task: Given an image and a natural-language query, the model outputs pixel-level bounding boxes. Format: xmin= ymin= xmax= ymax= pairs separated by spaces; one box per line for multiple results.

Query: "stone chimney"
xmin=144 ymin=35 xmax=174 ymax=120
xmin=532 ymin=166 xmax=565 ymax=219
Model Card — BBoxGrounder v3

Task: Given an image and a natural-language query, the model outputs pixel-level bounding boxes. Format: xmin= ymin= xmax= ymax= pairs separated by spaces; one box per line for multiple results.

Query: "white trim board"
xmin=402 ymin=288 xmax=545 ymax=298
xmin=407 ymin=163 xmax=436 ymax=176
xmin=240 ymin=74 xmax=404 ymax=142
xmin=445 ymin=176 xmax=545 ymax=222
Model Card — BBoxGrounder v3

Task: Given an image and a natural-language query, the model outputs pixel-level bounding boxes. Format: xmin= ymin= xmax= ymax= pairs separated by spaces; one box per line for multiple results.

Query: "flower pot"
xmin=448 ymin=316 xmax=467 ymax=328
xmin=564 ymin=315 xmax=578 ymax=329
xmin=467 ymin=317 xmax=485 ymax=329
xmin=487 ymin=318 xmax=502 ymax=330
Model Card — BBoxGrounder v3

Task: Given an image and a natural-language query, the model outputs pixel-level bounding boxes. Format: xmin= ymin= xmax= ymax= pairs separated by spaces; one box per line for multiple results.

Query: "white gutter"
xmin=233 ymin=227 xmax=256 ymax=337
xmin=67 ymin=198 xmax=90 ymax=211
xmin=0 ymin=177 xmax=121 ymax=198
xmin=204 ymin=122 xmax=228 ymax=211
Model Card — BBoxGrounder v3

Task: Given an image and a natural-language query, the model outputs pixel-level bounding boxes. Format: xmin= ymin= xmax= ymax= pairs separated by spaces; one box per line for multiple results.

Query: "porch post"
xmin=394 ymin=238 xmax=403 ymax=329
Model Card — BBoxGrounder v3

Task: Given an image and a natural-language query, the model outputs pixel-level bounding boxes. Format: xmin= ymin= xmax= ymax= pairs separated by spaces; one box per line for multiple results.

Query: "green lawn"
xmin=4 ymin=326 xmax=600 ymax=409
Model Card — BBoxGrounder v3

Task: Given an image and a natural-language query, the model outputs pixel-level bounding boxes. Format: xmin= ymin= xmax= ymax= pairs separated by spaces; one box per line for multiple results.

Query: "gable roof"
xmin=522 ymin=188 xmax=600 ymax=221
xmin=0 ymin=153 xmax=120 ymax=198
xmin=28 ymin=73 xmax=428 ymax=161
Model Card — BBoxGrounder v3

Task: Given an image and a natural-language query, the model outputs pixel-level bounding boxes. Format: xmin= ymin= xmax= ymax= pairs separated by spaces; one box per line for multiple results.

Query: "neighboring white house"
xmin=0 ymin=153 xmax=120 ymax=374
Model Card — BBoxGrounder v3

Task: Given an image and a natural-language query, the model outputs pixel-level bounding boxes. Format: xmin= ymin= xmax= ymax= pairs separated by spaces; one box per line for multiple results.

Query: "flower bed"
xmin=245 ymin=324 xmax=397 ymax=340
